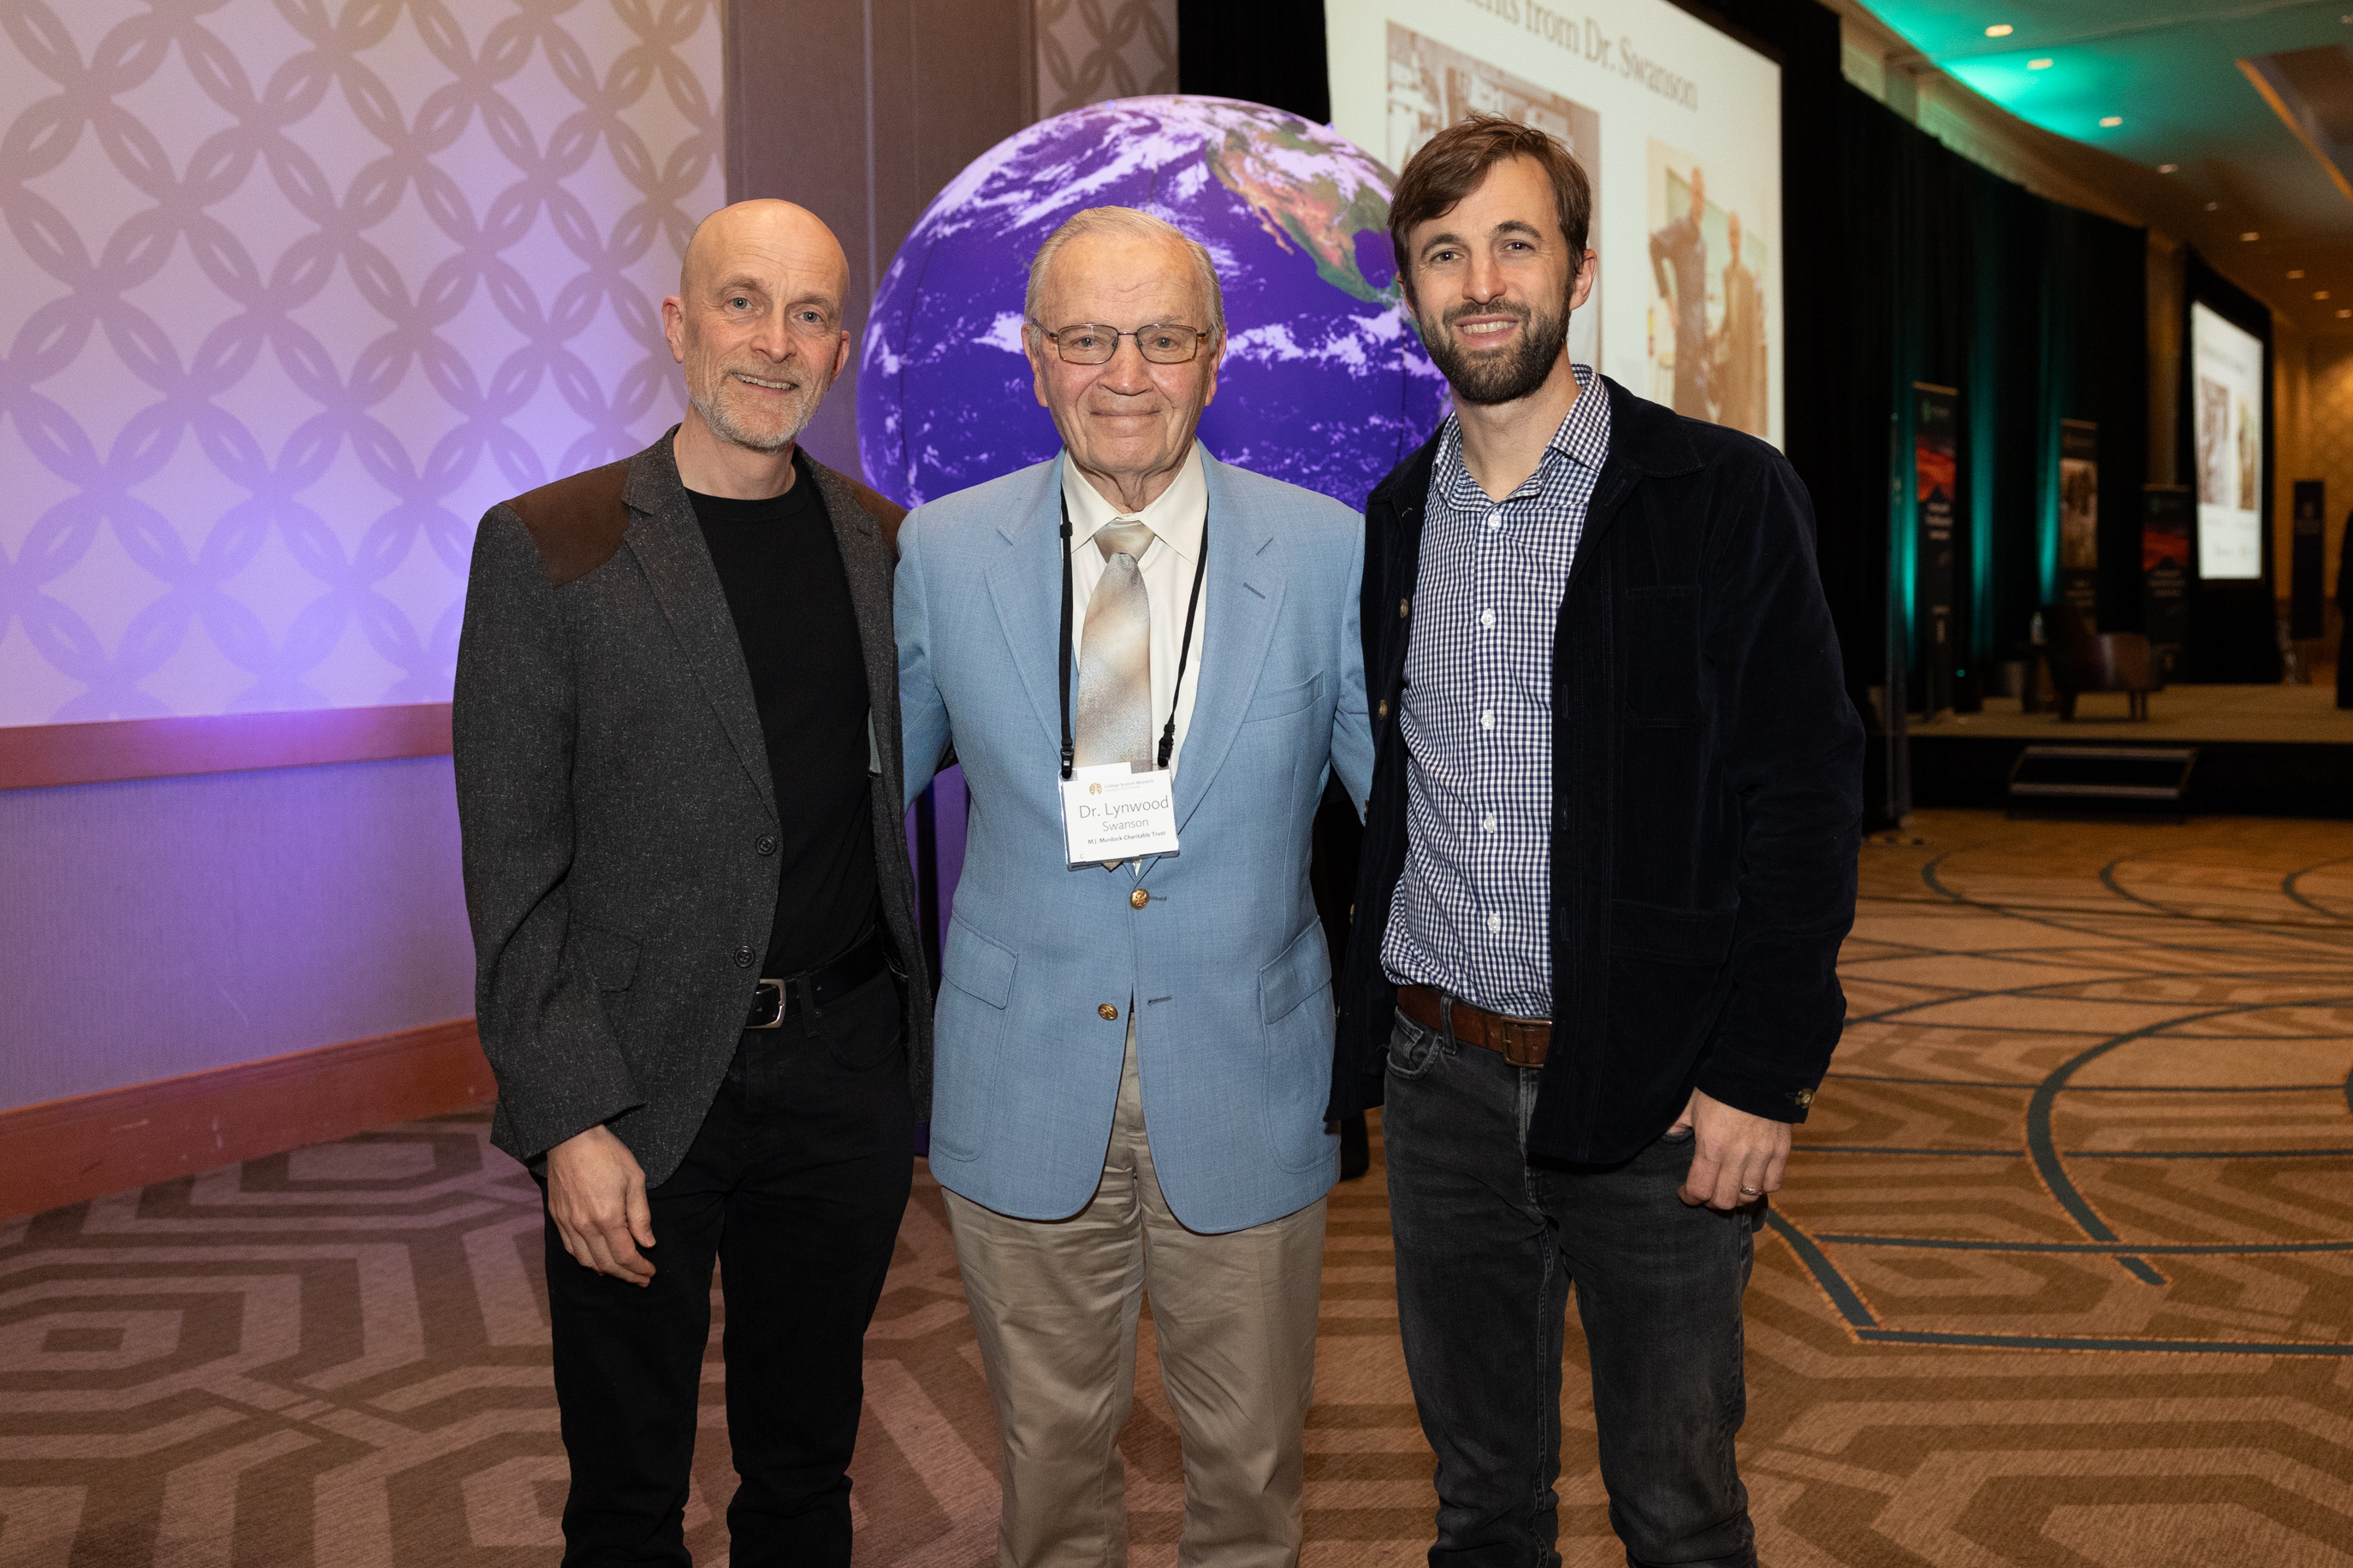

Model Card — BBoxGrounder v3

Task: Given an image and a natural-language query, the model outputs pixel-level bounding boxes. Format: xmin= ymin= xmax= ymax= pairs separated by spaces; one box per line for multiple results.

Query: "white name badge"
xmin=1058 ymin=763 xmax=1181 ymax=866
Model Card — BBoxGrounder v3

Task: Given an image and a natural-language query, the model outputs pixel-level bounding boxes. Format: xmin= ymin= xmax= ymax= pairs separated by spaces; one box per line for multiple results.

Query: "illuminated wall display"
xmin=2189 ymin=300 xmax=2265 ymax=581
xmin=1326 ymin=0 xmax=1785 ymax=448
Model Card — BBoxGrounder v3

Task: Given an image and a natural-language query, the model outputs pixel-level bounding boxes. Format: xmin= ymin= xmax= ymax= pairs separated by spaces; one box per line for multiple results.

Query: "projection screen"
xmin=2188 ymin=300 xmax=2264 ymax=581
xmin=1327 ymin=0 xmax=1784 ymax=447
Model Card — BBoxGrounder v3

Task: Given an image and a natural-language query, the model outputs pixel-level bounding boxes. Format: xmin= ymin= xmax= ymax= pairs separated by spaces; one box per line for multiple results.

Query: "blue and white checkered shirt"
xmin=1381 ymin=365 xmax=1612 ymax=1018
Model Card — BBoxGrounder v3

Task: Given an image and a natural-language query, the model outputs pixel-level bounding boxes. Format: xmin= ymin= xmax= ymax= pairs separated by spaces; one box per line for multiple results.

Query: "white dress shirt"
xmin=1062 ymin=442 xmax=1208 ymax=777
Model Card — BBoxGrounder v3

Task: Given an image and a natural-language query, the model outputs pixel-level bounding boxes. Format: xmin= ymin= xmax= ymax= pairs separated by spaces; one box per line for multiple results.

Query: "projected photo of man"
xmin=1649 ymin=161 xmax=1711 ymax=418
xmin=1716 ymin=210 xmax=1765 ymax=436
xmin=2237 ymin=393 xmax=2257 ymax=507
xmin=2196 ymin=376 xmax=2231 ymax=506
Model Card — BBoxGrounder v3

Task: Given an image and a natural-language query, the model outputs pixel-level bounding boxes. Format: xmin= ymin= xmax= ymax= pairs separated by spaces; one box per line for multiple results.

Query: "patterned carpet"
xmin=3 ymin=809 xmax=2350 ymax=1566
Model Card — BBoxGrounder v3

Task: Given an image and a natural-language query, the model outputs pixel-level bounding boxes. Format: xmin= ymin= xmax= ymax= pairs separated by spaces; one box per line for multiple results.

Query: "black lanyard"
xmin=1058 ymin=491 xmax=1209 ymax=780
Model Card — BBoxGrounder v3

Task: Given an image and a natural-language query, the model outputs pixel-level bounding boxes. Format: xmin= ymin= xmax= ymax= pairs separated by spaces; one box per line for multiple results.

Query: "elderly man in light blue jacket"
xmin=896 ymin=204 xmax=1372 ymax=1568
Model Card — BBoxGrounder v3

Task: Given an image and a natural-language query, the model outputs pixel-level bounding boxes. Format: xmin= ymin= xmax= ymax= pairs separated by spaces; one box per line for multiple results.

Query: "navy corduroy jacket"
xmin=1330 ymin=376 xmax=1864 ymax=1164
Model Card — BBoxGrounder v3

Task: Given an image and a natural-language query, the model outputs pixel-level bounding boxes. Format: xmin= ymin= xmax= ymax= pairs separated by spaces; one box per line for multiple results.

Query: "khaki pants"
xmin=944 ymin=1029 xmax=1326 ymax=1568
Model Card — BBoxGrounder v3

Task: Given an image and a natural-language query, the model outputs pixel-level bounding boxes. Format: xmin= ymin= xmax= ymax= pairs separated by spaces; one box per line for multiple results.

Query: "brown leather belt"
xmin=1396 ymin=984 xmax=1552 ymax=1068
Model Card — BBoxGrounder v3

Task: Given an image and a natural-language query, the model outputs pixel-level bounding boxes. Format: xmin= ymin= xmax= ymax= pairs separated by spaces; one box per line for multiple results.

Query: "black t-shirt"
xmin=690 ymin=453 xmax=877 ymax=976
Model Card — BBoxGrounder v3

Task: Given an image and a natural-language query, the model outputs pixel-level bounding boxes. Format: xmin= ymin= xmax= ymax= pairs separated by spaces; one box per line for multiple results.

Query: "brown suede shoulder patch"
xmin=845 ymin=476 xmax=909 ymax=559
xmin=506 ymin=460 xmax=631 ymax=588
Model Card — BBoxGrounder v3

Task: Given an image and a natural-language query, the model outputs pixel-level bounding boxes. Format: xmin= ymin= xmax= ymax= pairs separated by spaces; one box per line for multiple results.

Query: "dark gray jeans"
xmin=1384 ymin=1009 xmax=1757 ymax=1568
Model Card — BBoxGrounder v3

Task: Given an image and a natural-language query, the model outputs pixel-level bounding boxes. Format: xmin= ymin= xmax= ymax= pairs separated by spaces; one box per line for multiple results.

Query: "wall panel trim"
xmin=0 ymin=704 xmax=453 ymax=791
xmin=0 ymin=1018 xmax=495 ymax=1218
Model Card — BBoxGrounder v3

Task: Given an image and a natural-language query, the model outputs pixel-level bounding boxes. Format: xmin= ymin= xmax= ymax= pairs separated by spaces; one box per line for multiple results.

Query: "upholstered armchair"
xmin=2040 ymin=602 xmax=2156 ymax=720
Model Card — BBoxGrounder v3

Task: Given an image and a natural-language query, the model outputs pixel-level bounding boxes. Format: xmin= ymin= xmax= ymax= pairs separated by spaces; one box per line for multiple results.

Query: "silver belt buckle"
xmin=746 ymin=979 xmax=786 ymax=1029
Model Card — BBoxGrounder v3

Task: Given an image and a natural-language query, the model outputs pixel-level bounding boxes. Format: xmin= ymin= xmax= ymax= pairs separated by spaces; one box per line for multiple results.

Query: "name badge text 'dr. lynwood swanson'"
xmin=1058 ymin=763 xmax=1180 ymax=867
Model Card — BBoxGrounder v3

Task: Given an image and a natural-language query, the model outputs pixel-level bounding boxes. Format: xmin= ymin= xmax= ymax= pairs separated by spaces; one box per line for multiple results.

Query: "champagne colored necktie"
xmin=1073 ymin=518 xmax=1155 ymax=774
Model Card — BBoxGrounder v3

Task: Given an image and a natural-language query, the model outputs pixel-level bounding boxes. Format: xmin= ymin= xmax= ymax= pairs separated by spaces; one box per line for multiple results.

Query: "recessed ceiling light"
xmin=2207 ymin=201 xmax=2221 ymax=210
xmin=2100 ymin=115 xmax=2124 ymax=127
xmin=2028 ymin=58 xmax=2053 ymax=70
xmin=2244 ymin=232 xmax=2261 ymax=241
xmin=2158 ymin=163 xmax=2178 ymax=173
xmin=1986 ymin=23 xmax=2014 ymax=36
xmin=2317 ymin=290 xmax=2332 ymax=299
xmin=2291 ymin=269 xmax=2307 ymax=278
xmin=2338 ymin=308 xmax=2350 ymax=317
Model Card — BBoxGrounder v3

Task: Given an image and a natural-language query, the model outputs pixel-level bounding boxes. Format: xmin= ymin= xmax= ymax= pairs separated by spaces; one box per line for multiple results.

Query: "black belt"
xmin=744 ymin=928 xmax=890 ymax=1029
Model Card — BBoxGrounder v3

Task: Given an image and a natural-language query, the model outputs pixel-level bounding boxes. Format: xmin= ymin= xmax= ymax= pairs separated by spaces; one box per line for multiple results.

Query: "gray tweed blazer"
xmin=452 ymin=428 xmax=932 ymax=1186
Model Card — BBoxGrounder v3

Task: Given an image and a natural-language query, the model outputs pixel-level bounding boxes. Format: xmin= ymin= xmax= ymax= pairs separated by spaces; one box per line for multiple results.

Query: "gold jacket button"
xmin=1399 ymin=596 xmax=1410 ymax=618
xmin=1098 ymin=1003 xmax=1120 ymax=1021
xmin=1378 ymin=699 xmax=1389 ymax=719
xmin=1130 ymin=888 xmax=1150 ymax=909
xmin=1793 ymin=1088 xmax=1815 ymax=1109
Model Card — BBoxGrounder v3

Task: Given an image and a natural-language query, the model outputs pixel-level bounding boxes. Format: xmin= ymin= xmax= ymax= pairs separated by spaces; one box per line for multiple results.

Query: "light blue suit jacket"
xmin=898 ymin=451 xmax=1374 ymax=1234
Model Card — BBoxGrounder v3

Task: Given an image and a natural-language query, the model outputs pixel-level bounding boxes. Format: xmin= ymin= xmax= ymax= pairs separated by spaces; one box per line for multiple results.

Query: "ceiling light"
xmin=2244 ymin=231 xmax=2261 ymax=241
xmin=2100 ymin=115 xmax=2124 ymax=127
xmin=2207 ymin=201 xmax=2221 ymax=210
xmin=2291 ymin=269 xmax=2307 ymax=278
xmin=2159 ymin=163 xmax=2178 ymax=173
xmin=2318 ymin=290 xmax=2332 ymax=299
xmin=2028 ymin=58 xmax=2053 ymax=70
xmin=1985 ymin=23 xmax=2014 ymax=36
xmin=2338 ymin=308 xmax=2350 ymax=317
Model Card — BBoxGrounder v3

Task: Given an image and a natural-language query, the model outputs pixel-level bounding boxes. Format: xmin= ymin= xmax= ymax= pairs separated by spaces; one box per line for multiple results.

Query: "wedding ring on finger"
xmin=1739 ymin=1186 xmax=1763 ymax=1196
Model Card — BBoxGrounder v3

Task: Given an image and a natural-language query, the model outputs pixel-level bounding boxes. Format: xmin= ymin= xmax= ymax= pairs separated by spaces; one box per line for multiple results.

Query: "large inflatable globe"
xmin=859 ymin=96 xmax=1448 ymax=511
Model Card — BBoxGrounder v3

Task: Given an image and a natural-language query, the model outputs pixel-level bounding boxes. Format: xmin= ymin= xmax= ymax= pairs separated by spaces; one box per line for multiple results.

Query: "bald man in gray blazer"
xmin=454 ymin=200 xmax=928 ymax=1566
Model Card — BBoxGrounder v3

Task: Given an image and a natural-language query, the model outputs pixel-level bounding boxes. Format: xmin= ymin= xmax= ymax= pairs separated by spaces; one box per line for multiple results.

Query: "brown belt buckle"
xmin=1492 ymin=1016 xmax=1546 ymax=1068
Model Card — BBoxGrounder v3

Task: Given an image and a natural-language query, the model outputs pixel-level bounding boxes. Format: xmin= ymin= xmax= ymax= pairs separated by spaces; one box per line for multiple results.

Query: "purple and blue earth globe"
xmin=859 ymin=96 xmax=1449 ymax=512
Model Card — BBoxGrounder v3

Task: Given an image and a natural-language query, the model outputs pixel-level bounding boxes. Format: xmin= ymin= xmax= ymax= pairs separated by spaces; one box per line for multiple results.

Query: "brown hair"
xmin=1388 ymin=114 xmax=1591 ymax=299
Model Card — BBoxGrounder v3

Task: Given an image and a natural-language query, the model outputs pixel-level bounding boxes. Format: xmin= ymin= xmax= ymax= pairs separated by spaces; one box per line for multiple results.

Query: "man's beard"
xmin=692 ymin=364 xmax=826 ymax=453
xmin=1419 ymin=293 xmax=1571 ymax=407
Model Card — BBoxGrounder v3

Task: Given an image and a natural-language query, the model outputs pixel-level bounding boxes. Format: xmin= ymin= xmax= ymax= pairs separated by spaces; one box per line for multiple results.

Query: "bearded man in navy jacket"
xmin=1332 ymin=115 xmax=1862 ymax=1568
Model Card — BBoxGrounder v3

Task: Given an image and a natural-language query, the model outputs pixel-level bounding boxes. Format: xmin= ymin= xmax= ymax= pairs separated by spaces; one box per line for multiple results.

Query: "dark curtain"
xmin=1820 ymin=90 xmax=2148 ymax=708
xmin=2070 ymin=210 xmax=2154 ymax=642
xmin=1177 ymin=0 xmax=1329 ymax=121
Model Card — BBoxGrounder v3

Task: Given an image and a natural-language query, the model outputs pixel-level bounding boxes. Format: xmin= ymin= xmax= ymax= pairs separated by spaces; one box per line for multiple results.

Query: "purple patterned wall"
xmin=0 ymin=0 xmax=724 ymax=726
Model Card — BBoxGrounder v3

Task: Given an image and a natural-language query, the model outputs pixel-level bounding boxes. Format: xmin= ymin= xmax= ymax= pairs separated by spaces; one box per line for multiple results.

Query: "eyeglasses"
xmin=1034 ymin=322 xmax=1212 ymax=365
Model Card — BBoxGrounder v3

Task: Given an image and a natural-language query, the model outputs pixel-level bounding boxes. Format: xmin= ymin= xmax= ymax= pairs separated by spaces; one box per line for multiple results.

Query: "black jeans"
xmin=1384 ymin=1009 xmax=1757 ymax=1568
xmin=542 ymin=969 xmax=914 ymax=1567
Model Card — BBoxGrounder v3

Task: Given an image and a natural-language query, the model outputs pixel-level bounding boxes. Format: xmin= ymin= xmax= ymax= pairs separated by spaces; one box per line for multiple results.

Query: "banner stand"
xmin=2143 ymin=484 xmax=2191 ymax=684
xmin=1913 ymin=383 xmax=1959 ymax=722
xmin=2060 ymin=420 xmax=2099 ymax=624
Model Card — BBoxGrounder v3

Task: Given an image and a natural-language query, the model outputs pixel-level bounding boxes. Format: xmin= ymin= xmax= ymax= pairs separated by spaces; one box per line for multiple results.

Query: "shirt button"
xmin=1482 ymin=813 xmax=1497 ymax=832
xmin=1480 ymin=609 xmax=1496 ymax=629
xmin=756 ymin=835 xmax=776 ymax=856
xmin=1099 ymin=1003 xmax=1121 ymax=1021
xmin=1487 ymin=914 xmax=1502 ymax=932
xmin=734 ymin=945 xmax=756 ymax=968
xmin=1130 ymin=888 xmax=1150 ymax=909
xmin=1486 ymin=513 xmax=1501 ymax=531
xmin=1481 ymin=710 xmax=1495 ymax=729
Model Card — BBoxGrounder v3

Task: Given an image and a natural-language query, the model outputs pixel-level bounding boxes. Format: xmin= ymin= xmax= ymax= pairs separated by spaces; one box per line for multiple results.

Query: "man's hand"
xmin=1672 ymin=1088 xmax=1792 ymax=1211
xmin=545 ymin=1124 xmax=656 ymax=1284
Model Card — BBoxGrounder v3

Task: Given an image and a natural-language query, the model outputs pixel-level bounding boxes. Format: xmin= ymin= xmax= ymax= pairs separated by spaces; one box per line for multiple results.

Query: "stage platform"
xmin=1907 ymin=683 xmax=2353 ymax=817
